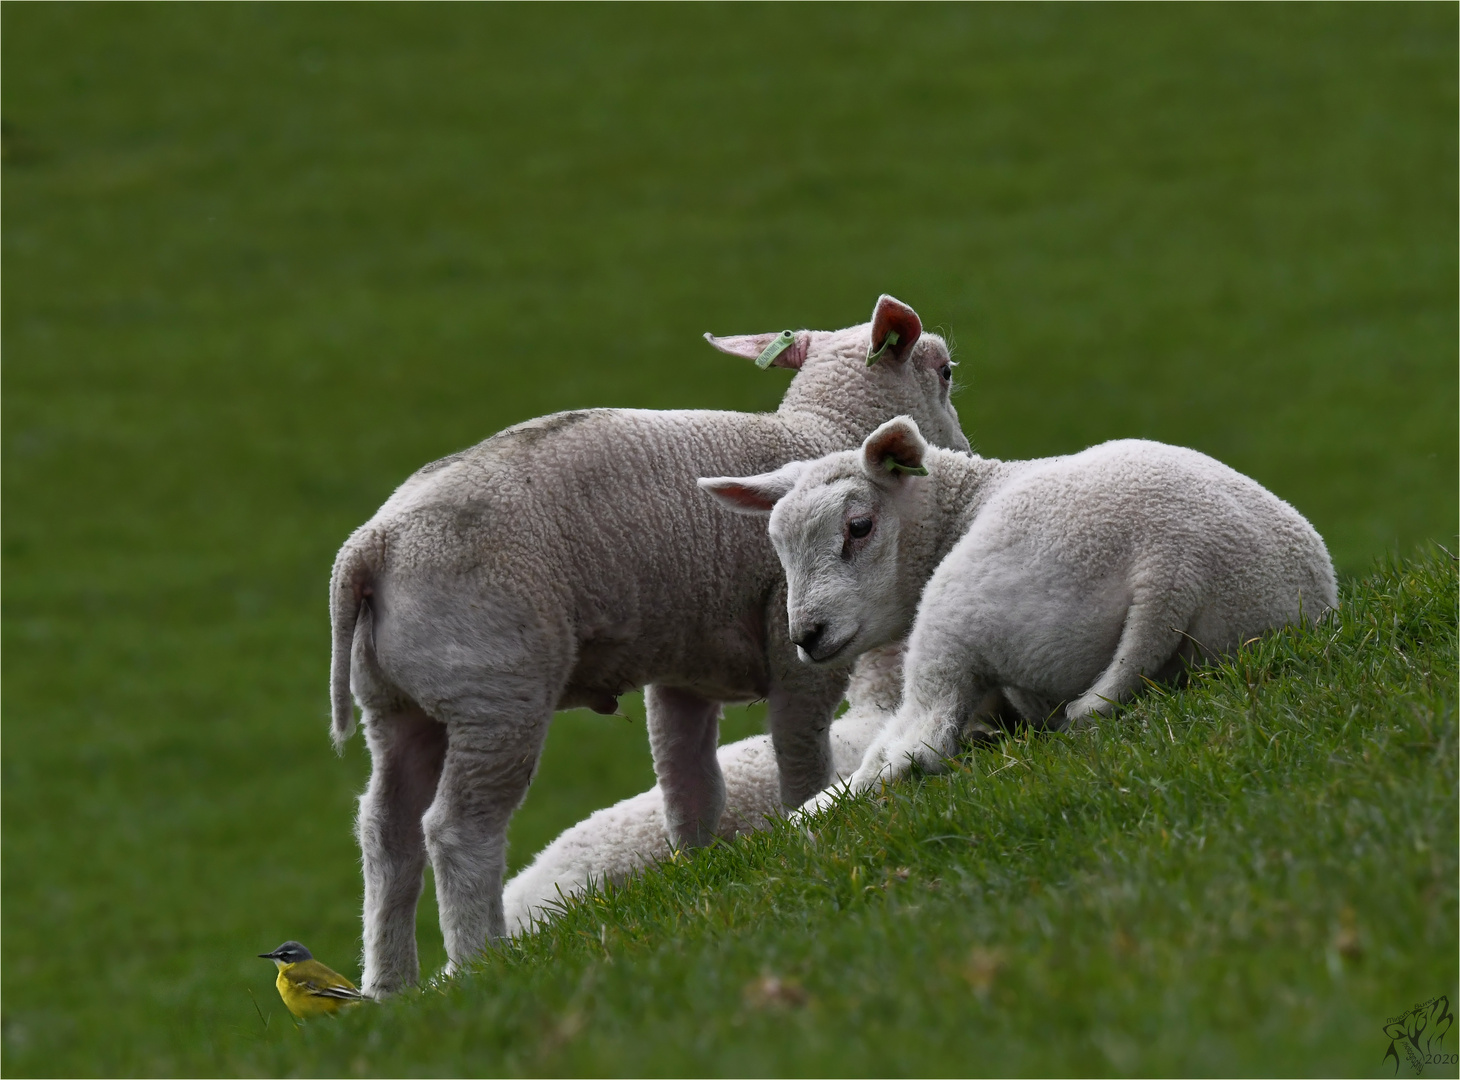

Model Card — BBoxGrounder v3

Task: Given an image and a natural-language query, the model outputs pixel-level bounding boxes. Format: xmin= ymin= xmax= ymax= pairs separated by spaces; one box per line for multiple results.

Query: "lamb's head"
xmin=703 ymin=294 xmax=969 ymax=454
xmin=700 ymin=417 xmax=933 ymax=667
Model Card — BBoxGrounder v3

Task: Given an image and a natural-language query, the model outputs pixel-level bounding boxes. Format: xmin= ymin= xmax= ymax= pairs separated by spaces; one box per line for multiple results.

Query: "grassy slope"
xmin=208 ymin=552 xmax=1460 ymax=1076
xmin=2 ymin=5 xmax=1455 ymax=1076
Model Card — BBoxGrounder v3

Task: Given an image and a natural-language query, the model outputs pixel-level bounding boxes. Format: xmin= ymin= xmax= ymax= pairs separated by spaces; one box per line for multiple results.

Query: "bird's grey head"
xmin=259 ymin=941 xmax=313 ymax=964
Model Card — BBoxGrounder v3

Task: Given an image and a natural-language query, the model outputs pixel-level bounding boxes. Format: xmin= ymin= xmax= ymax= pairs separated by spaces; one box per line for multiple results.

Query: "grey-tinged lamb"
xmin=501 ymin=643 xmax=903 ymax=935
xmin=329 ymin=297 xmax=969 ymax=994
xmin=700 ymin=416 xmax=1338 ymax=805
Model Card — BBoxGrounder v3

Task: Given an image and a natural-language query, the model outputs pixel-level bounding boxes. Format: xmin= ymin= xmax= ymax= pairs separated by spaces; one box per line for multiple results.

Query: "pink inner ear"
xmin=869 ymin=295 xmax=923 ymax=363
xmin=703 ymin=331 xmax=808 ymax=370
xmin=703 ymin=332 xmax=779 ymax=360
xmin=865 ymin=421 xmax=925 ymax=472
xmin=704 ymin=480 xmax=778 ymax=512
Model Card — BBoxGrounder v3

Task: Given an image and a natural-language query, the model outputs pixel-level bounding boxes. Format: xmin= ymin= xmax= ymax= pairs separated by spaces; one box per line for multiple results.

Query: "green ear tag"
xmin=883 ymin=454 xmax=928 ymax=477
xmin=866 ymin=329 xmax=901 ymax=365
xmin=756 ymin=330 xmax=797 ymax=370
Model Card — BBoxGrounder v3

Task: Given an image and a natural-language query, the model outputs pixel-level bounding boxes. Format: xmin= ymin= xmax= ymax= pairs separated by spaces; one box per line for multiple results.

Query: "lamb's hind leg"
xmin=357 ymin=700 xmax=447 ymax=997
xmin=377 ymin=578 xmax=571 ymax=975
xmin=647 ymin=685 xmax=726 ymax=849
xmin=424 ymin=690 xmax=556 ymax=974
xmin=1062 ymin=598 xmax=1187 ymax=728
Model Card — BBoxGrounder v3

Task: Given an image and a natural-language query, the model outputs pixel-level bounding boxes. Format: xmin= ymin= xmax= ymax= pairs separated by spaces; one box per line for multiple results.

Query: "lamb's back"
xmin=364 ymin=406 xmax=819 ymax=603
xmin=965 ymin=439 xmax=1335 ymax=614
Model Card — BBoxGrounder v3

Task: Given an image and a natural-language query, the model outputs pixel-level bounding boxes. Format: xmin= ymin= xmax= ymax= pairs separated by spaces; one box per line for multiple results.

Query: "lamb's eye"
xmin=938 ymin=363 xmax=952 ymax=382
xmin=847 ymin=517 xmax=873 ymax=540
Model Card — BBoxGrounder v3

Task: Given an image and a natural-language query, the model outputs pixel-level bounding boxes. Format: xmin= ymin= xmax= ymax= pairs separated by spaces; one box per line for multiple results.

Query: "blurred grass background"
xmin=2 ymin=3 xmax=1454 ymax=1075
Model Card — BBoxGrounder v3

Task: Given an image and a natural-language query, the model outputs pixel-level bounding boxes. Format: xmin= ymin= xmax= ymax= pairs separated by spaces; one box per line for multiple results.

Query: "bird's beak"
xmin=258 ymin=951 xmax=276 ymax=959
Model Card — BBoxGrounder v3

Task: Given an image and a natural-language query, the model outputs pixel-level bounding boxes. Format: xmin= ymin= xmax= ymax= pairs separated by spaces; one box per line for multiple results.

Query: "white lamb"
xmin=329 ymin=297 xmax=970 ymax=994
xmin=700 ymin=417 xmax=1338 ymax=803
xmin=502 ymin=644 xmax=903 ymax=935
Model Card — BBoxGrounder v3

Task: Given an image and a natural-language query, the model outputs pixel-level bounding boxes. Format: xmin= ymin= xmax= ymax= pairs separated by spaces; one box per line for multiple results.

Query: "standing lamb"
xmin=330 ymin=297 xmax=969 ymax=995
xmin=700 ymin=416 xmax=1338 ymax=803
xmin=502 ymin=643 xmax=904 ymax=935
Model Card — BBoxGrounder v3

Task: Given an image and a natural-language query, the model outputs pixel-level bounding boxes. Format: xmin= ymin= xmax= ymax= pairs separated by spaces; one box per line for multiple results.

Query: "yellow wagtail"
xmin=259 ymin=941 xmax=364 ymax=1018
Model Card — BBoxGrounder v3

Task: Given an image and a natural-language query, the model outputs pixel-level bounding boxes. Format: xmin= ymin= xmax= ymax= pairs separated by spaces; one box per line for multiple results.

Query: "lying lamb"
xmin=700 ymin=417 xmax=1338 ymax=803
xmin=329 ymin=297 xmax=970 ymax=994
xmin=502 ymin=644 xmax=903 ymax=935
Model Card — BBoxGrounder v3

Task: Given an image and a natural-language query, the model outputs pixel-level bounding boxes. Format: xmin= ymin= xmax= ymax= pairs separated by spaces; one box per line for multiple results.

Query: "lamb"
xmin=700 ymin=416 xmax=1338 ymax=803
xmin=502 ymin=644 xmax=903 ymax=935
xmin=329 ymin=296 xmax=970 ymax=995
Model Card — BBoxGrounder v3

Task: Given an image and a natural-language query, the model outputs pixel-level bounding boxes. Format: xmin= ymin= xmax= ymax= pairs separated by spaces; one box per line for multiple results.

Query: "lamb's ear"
xmin=698 ymin=462 xmax=806 ymax=515
xmin=703 ymin=330 xmax=811 ymax=371
xmin=866 ymin=295 xmax=924 ymax=366
xmin=861 ymin=416 xmax=929 ymax=483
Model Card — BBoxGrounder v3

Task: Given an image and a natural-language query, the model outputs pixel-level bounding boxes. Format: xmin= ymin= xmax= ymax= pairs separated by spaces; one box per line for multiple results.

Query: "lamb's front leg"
xmin=765 ymin=686 xmax=841 ymax=806
xmin=646 ymin=684 xmax=726 ymax=848
xmin=806 ymin=631 xmax=1001 ymax=813
xmin=798 ymin=710 xmax=922 ymax=818
xmin=764 ymin=588 xmax=851 ymax=806
xmin=846 ymin=685 xmax=1003 ymax=791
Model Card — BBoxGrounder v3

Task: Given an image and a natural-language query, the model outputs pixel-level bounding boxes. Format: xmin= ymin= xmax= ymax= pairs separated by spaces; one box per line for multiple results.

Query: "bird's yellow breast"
xmin=274 ymin=961 xmax=361 ymax=1019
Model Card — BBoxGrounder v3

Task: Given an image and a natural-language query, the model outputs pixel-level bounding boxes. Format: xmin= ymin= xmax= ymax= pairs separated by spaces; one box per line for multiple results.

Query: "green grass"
xmin=2 ymin=5 xmax=1455 ymax=1076
xmin=117 ymin=552 xmax=1460 ymax=1075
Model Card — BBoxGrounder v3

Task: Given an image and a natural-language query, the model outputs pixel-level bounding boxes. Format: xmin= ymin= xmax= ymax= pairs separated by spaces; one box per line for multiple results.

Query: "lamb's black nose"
xmin=792 ymin=623 xmax=826 ymax=654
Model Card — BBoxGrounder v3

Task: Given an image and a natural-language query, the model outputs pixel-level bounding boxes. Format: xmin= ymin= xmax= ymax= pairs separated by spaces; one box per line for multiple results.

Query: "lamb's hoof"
xmin=667 ymin=827 xmax=716 ymax=852
xmin=422 ymin=966 xmax=458 ymax=993
xmin=798 ymin=786 xmax=846 ymax=819
xmin=1063 ymin=694 xmax=1112 ymax=728
xmin=361 ymin=979 xmax=402 ymax=1001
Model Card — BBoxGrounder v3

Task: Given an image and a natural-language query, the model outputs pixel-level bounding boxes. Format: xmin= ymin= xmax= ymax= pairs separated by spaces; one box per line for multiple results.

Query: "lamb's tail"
xmin=329 ymin=533 xmax=382 ymax=752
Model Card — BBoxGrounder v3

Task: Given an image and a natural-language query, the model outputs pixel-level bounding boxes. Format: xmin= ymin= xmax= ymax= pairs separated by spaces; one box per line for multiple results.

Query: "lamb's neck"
xmin=771 ymin=404 xmax=853 ymax=457
xmin=923 ymin=447 xmax=1007 ymax=565
xmin=881 ymin=447 xmax=1006 ymax=646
